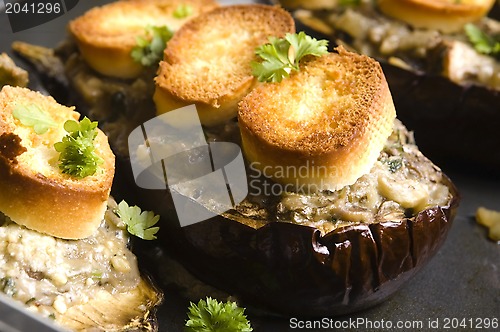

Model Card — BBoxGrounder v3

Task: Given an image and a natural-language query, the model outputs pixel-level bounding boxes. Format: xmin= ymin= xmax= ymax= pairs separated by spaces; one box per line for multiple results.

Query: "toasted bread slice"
xmin=238 ymin=46 xmax=396 ymax=191
xmin=0 ymin=86 xmax=115 ymax=239
xmin=69 ymin=0 xmax=218 ymax=79
xmin=377 ymin=0 xmax=495 ymax=33
xmin=154 ymin=4 xmax=295 ymax=126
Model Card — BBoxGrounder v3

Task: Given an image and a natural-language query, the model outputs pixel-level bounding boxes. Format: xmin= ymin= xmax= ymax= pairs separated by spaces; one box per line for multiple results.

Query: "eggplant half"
xmin=274 ymin=0 xmax=500 ymax=171
xmin=118 ymin=120 xmax=460 ymax=317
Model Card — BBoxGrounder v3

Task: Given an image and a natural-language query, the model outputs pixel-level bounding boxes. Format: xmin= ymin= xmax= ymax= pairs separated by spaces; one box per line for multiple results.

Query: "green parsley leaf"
xmin=185 ymin=297 xmax=252 ymax=332
xmin=12 ymin=103 xmax=57 ymax=135
xmin=464 ymin=24 xmax=500 ymax=56
xmin=131 ymin=25 xmax=173 ymax=67
xmin=251 ymin=31 xmax=328 ymax=83
xmin=54 ymin=117 xmax=103 ymax=178
xmin=115 ymin=200 xmax=160 ymax=240
xmin=1 ymin=277 xmax=16 ymax=297
xmin=386 ymin=157 xmax=403 ymax=173
xmin=173 ymin=4 xmax=193 ymax=19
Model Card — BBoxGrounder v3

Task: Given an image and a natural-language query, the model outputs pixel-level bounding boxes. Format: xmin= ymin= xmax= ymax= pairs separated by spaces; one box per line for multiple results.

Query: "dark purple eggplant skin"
xmin=116 ymin=156 xmax=460 ymax=317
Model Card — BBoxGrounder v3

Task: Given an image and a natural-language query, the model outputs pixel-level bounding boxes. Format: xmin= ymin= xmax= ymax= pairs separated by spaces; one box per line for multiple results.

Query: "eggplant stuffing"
xmin=0 ymin=198 xmax=162 ymax=331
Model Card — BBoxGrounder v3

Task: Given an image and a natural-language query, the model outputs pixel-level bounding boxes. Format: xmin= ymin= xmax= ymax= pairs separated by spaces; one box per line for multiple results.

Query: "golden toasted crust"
xmin=69 ymin=0 xmax=218 ymax=79
xmin=154 ymin=4 xmax=295 ymax=126
xmin=238 ymin=47 xmax=396 ymax=191
xmin=278 ymin=0 xmax=339 ymax=10
xmin=0 ymin=86 xmax=115 ymax=239
xmin=377 ymin=0 xmax=495 ymax=33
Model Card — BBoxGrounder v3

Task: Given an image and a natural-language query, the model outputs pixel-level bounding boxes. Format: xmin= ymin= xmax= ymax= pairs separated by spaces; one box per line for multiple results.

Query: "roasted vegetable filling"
xmin=131 ymin=118 xmax=450 ymax=235
xmin=0 ymin=198 xmax=140 ymax=319
xmin=224 ymin=120 xmax=450 ymax=235
xmin=294 ymin=0 xmax=500 ymax=90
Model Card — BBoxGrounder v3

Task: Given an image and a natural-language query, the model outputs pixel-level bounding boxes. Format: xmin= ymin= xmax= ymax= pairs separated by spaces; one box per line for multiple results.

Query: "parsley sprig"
xmin=464 ymin=24 xmax=500 ymax=57
xmin=54 ymin=117 xmax=103 ymax=178
xmin=185 ymin=297 xmax=252 ymax=332
xmin=251 ymin=31 xmax=329 ymax=83
xmin=12 ymin=103 xmax=57 ymax=135
xmin=115 ymin=201 xmax=160 ymax=240
xmin=131 ymin=25 xmax=173 ymax=67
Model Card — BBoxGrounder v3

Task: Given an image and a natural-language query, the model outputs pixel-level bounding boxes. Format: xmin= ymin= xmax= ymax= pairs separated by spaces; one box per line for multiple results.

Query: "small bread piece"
xmin=0 ymin=86 xmax=115 ymax=239
xmin=238 ymin=47 xmax=396 ymax=191
xmin=377 ymin=0 xmax=495 ymax=33
xmin=154 ymin=4 xmax=295 ymax=126
xmin=69 ymin=0 xmax=218 ymax=79
xmin=476 ymin=207 xmax=500 ymax=241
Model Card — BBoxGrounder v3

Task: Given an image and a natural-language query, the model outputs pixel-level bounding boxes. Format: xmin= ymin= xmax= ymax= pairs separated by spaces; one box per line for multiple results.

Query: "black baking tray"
xmin=0 ymin=0 xmax=499 ymax=331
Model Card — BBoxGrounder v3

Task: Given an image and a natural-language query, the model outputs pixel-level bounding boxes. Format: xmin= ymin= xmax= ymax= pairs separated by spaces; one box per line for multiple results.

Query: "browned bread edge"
xmin=0 ymin=86 xmax=115 ymax=239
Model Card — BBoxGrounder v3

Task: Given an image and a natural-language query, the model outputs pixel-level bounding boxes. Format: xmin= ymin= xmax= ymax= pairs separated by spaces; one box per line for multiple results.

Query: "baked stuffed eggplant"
xmin=274 ymin=0 xmax=500 ymax=170
xmin=0 ymin=199 xmax=163 ymax=331
xmin=122 ymin=119 xmax=459 ymax=317
xmin=120 ymin=45 xmax=459 ymax=316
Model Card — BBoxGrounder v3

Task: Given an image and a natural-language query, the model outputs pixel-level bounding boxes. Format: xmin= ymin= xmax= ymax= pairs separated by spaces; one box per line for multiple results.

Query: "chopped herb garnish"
xmin=115 ymin=201 xmax=160 ymax=240
xmin=12 ymin=103 xmax=57 ymax=135
xmin=25 ymin=297 xmax=37 ymax=305
xmin=251 ymin=31 xmax=329 ymax=83
xmin=386 ymin=158 xmax=403 ymax=173
xmin=131 ymin=25 xmax=173 ymax=67
xmin=54 ymin=117 xmax=103 ymax=178
xmin=185 ymin=297 xmax=253 ymax=332
xmin=173 ymin=4 xmax=193 ymax=18
xmin=1 ymin=277 xmax=16 ymax=297
xmin=464 ymin=24 xmax=500 ymax=57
